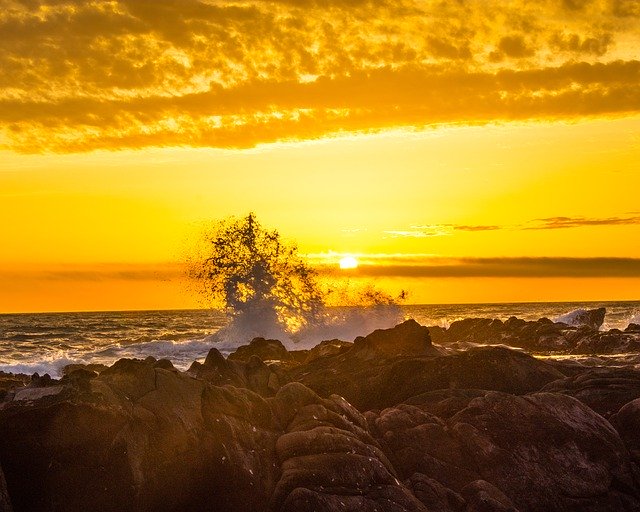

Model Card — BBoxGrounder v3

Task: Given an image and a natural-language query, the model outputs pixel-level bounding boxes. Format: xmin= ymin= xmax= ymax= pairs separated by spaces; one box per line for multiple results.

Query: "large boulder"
xmin=556 ymin=307 xmax=606 ymax=330
xmin=228 ymin=337 xmax=293 ymax=362
xmin=369 ymin=391 xmax=640 ymax=511
xmin=0 ymin=357 xmax=281 ymax=512
xmin=352 ymin=320 xmax=442 ymax=359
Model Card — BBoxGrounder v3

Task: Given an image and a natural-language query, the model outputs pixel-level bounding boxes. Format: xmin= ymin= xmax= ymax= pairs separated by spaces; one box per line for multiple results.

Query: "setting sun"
xmin=339 ymin=256 xmax=359 ymax=270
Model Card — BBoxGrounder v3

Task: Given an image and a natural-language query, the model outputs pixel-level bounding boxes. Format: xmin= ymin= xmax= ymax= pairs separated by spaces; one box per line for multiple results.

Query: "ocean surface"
xmin=1 ymin=301 xmax=639 ymax=378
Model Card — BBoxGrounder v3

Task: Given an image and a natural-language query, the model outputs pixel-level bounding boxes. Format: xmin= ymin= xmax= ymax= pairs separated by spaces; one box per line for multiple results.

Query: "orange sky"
xmin=1 ymin=0 xmax=639 ymax=312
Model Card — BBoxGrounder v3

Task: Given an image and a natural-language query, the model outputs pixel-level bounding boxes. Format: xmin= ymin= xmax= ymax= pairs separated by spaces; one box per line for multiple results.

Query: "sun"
xmin=339 ymin=255 xmax=359 ymax=270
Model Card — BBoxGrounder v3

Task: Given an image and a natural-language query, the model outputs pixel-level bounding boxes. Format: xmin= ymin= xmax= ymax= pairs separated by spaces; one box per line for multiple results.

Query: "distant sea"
xmin=1 ymin=301 xmax=639 ymax=378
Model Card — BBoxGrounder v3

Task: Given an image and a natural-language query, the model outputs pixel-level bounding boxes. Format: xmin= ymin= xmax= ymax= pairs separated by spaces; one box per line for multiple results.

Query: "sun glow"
xmin=339 ymin=256 xmax=359 ymax=270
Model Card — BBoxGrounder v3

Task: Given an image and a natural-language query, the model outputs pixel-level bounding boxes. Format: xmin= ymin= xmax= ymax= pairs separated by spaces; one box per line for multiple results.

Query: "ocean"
xmin=1 ymin=301 xmax=639 ymax=378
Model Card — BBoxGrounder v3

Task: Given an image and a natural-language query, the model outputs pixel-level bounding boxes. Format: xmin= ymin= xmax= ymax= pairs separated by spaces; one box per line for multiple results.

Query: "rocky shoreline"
xmin=2 ymin=310 xmax=640 ymax=511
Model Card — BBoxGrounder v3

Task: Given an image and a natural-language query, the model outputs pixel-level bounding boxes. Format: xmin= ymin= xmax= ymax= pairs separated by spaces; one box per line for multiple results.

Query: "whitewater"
xmin=1 ymin=301 xmax=639 ymax=378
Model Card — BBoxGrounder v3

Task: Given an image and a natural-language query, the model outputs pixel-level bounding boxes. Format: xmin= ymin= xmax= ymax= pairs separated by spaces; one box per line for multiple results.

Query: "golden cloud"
xmin=0 ymin=0 xmax=638 ymax=152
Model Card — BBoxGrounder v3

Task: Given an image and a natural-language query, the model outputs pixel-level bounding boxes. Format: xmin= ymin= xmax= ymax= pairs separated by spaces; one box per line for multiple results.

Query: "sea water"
xmin=1 ymin=301 xmax=639 ymax=378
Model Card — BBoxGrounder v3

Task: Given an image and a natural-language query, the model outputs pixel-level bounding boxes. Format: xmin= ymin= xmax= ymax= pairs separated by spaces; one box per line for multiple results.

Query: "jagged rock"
xmin=189 ymin=348 xmax=283 ymax=396
xmin=352 ymin=319 xmax=442 ymax=359
xmin=556 ymin=307 xmax=606 ymax=330
xmin=229 ymin=337 xmax=292 ymax=362
xmin=428 ymin=311 xmax=640 ymax=354
xmin=541 ymin=367 xmax=640 ymax=417
xmin=303 ymin=339 xmax=352 ymax=363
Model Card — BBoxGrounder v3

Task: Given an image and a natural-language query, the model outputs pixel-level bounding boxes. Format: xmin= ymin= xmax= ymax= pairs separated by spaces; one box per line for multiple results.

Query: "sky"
xmin=1 ymin=0 xmax=639 ymax=312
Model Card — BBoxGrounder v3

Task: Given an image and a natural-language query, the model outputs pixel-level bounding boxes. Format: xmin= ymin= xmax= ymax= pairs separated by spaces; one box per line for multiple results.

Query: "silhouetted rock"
xmin=556 ymin=307 xmax=606 ymax=330
xmin=428 ymin=310 xmax=640 ymax=355
xmin=229 ymin=337 xmax=292 ymax=362
xmin=303 ymin=339 xmax=352 ymax=363
xmin=626 ymin=323 xmax=640 ymax=333
xmin=352 ymin=319 xmax=442 ymax=359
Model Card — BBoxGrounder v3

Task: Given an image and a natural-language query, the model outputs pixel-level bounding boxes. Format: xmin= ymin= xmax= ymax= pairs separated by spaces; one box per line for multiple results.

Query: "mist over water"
xmin=1 ymin=301 xmax=639 ymax=378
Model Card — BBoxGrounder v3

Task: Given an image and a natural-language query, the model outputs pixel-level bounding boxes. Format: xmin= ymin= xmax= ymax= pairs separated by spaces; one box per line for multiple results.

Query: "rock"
xmin=303 ymin=339 xmax=352 ymax=363
xmin=625 ymin=323 xmax=640 ymax=333
xmin=62 ymin=363 xmax=109 ymax=376
xmin=352 ymin=319 xmax=442 ymax=359
xmin=405 ymin=473 xmax=465 ymax=512
xmin=361 ymin=347 xmax=564 ymax=410
xmin=611 ymin=398 xmax=640 ymax=466
xmin=229 ymin=337 xmax=292 ymax=362
xmin=0 ymin=463 xmax=12 ymax=512
xmin=371 ymin=391 xmax=640 ymax=511
xmin=270 ymin=384 xmax=427 ymax=512
xmin=461 ymin=480 xmax=518 ymax=512
xmin=189 ymin=348 xmax=284 ymax=396
xmin=556 ymin=307 xmax=606 ymax=330
xmin=541 ymin=367 xmax=640 ymax=417
xmin=427 ymin=311 xmax=640 ymax=354
xmin=0 ymin=357 xmax=281 ymax=512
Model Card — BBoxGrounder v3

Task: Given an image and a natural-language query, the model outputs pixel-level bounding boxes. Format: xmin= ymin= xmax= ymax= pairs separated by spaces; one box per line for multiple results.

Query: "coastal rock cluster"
xmin=2 ymin=311 xmax=640 ymax=511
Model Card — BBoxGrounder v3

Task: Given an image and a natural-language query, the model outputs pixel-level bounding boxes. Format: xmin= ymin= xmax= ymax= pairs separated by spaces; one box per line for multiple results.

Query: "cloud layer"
xmin=1 ymin=0 xmax=639 ymax=152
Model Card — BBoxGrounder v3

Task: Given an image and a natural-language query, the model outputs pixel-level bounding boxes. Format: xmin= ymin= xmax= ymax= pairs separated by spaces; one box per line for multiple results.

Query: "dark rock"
xmin=0 ymin=357 xmax=281 ymax=512
xmin=541 ymin=367 xmax=640 ymax=417
xmin=271 ymin=384 xmax=427 ymax=512
xmin=428 ymin=311 xmax=640 ymax=355
xmin=303 ymin=339 xmax=352 ymax=363
xmin=611 ymin=398 xmax=640 ymax=466
xmin=370 ymin=391 xmax=640 ymax=511
xmin=288 ymin=345 xmax=563 ymax=411
xmin=190 ymin=348 xmax=283 ymax=396
xmin=229 ymin=337 xmax=292 ymax=362
xmin=405 ymin=473 xmax=465 ymax=512
xmin=352 ymin=319 xmax=442 ymax=359
xmin=0 ymin=463 xmax=12 ymax=512
xmin=62 ymin=363 xmax=109 ymax=376
xmin=0 ymin=372 xmax=29 ymax=396
xmin=625 ymin=323 xmax=640 ymax=333
xmin=556 ymin=307 xmax=606 ymax=330
xmin=461 ymin=480 xmax=518 ymax=512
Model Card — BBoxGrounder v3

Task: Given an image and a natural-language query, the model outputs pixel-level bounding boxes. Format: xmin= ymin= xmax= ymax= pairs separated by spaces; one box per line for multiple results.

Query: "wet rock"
xmin=303 ymin=339 xmax=352 ymax=363
xmin=428 ymin=311 xmax=640 ymax=355
xmin=352 ymin=319 xmax=442 ymax=359
xmin=556 ymin=307 xmax=606 ymax=330
xmin=229 ymin=337 xmax=292 ymax=362
xmin=189 ymin=348 xmax=283 ymax=396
